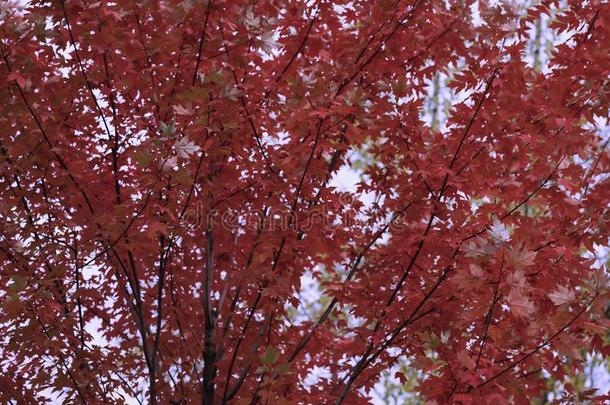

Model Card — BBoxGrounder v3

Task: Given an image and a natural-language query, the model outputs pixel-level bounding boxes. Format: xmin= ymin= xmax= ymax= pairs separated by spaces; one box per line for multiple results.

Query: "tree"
xmin=0 ymin=0 xmax=609 ymax=403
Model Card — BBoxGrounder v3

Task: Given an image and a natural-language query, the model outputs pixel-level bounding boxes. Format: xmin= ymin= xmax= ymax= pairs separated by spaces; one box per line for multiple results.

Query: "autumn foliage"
xmin=1 ymin=0 xmax=609 ymax=403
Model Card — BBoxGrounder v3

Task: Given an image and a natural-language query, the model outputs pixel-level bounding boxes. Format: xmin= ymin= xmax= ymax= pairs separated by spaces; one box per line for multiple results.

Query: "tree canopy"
xmin=0 ymin=0 xmax=609 ymax=403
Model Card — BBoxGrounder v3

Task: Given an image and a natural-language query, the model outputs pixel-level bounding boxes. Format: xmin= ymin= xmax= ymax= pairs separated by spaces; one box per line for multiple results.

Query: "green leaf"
xmin=260 ymin=346 xmax=280 ymax=366
xmin=159 ymin=118 xmax=176 ymax=135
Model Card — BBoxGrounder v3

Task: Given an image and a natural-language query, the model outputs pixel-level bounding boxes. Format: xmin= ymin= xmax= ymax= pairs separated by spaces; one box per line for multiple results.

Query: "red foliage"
xmin=1 ymin=0 xmax=609 ymax=403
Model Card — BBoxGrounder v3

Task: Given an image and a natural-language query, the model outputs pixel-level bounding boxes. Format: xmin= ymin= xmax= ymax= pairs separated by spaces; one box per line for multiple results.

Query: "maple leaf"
xmin=159 ymin=119 xmax=176 ymax=136
xmin=487 ymin=219 xmax=511 ymax=244
xmin=451 ymin=267 xmax=477 ymax=291
xmin=548 ymin=285 xmax=576 ymax=306
xmin=507 ymin=289 xmax=535 ymax=318
xmin=507 ymin=244 xmax=537 ymax=268
xmin=244 ymin=8 xmax=260 ymax=29
xmin=159 ymin=156 xmax=178 ymax=171
xmin=456 ymin=350 xmax=476 ymax=370
xmin=464 ymin=236 xmax=495 ymax=258
xmin=300 ymin=71 xmax=317 ymax=86
xmin=174 ymin=137 xmax=201 ymax=159
xmin=179 ymin=0 xmax=194 ymax=11
xmin=588 ymin=268 xmax=610 ymax=291
xmin=394 ymin=371 xmax=408 ymax=385
xmin=173 ymin=104 xmax=192 ymax=116
xmin=259 ymin=31 xmax=283 ymax=54
xmin=469 ymin=263 xmax=485 ymax=278
xmin=223 ymin=85 xmax=242 ymax=101
xmin=506 ymin=269 xmax=527 ymax=291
